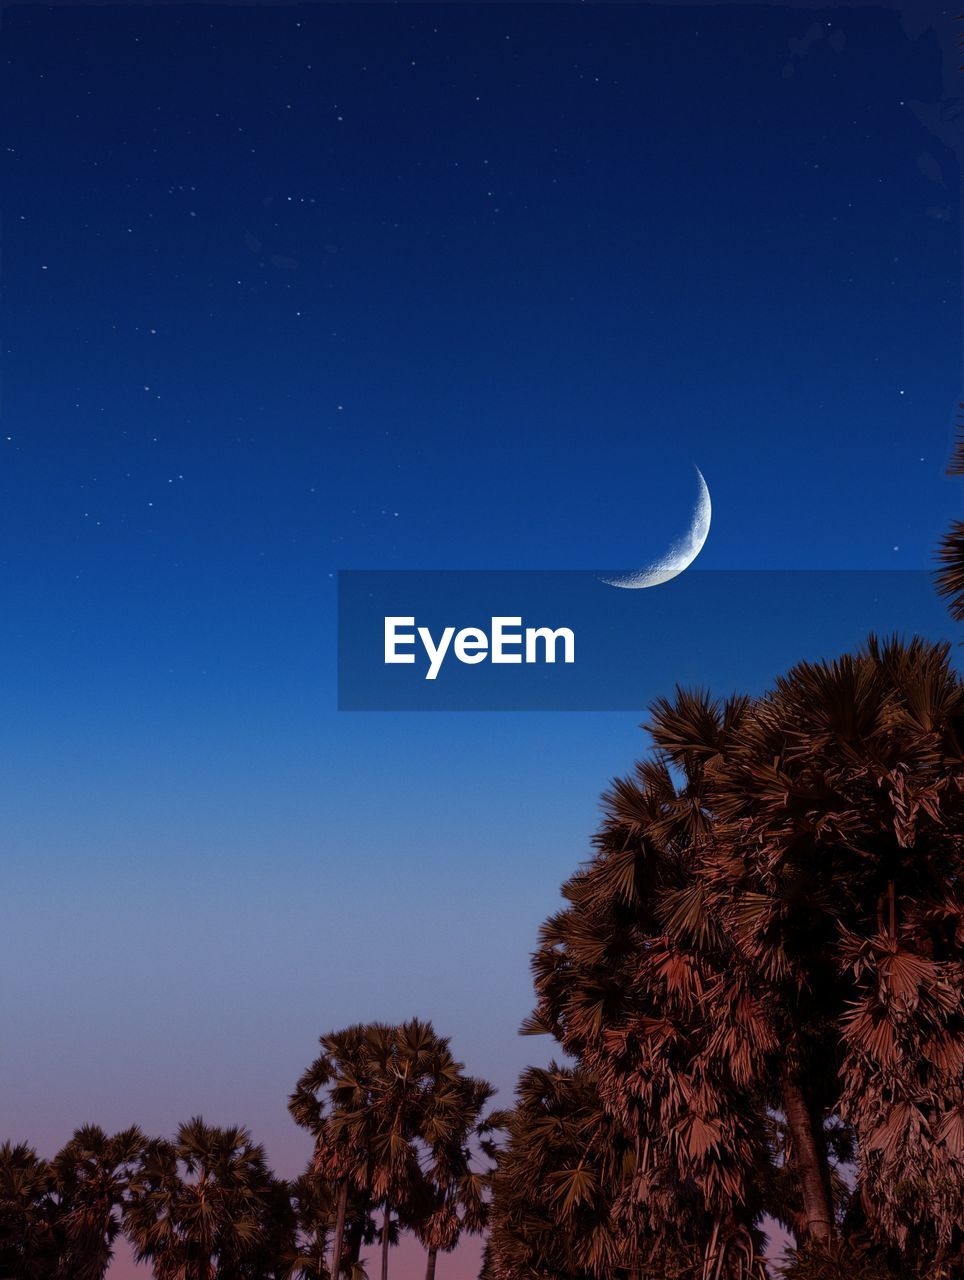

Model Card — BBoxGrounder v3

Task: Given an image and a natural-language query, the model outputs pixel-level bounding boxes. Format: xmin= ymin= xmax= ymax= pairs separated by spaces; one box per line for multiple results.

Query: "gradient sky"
xmin=0 ymin=2 xmax=961 ymax=1277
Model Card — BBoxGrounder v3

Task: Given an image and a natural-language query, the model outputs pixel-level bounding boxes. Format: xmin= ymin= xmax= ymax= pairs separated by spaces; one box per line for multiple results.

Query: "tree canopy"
xmin=485 ymin=635 xmax=964 ymax=1280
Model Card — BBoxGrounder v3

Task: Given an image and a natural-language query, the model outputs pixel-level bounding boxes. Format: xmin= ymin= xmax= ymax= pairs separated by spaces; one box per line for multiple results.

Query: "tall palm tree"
xmin=283 ymin=1169 xmax=375 ymax=1280
xmin=529 ymin=688 xmax=771 ymax=1277
xmin=705 ymin=638 xmax=964 ymax=1271
xmin=123 ymin=1118 xmax=278 ymax=1279
xmin=49 ymin=1124 xmax=145 ymax=1280
xmin=358 ymin=1019 xmax=452 ymax=1280
xmin=284 ymin=1171 xmax=333 ymax=1280
xmin=528 ymin=639 xmax=964 ymax=1276
xmin=340 ymin=1192 xmax=377 ymax=1280
xmin=247 ymin=1175 xmax=300 ymax=1280
xmin=415 ymin=1073 xmax=496 ymax=1280
xmin=289 ymin=1025 xmax=378 ymax=1280
xmin=291 ymin=1021 xmax=493 ymax=1280
xmin=0 ymin=1140 xmax=57 ymax=1279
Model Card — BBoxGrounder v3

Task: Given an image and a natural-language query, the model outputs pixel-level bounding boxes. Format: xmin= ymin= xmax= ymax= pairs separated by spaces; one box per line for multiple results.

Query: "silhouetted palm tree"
xmin=124 ymin=1118 xmax=279 ymax=1279
xmin=363 ymin=1020 xmax=451 ymax=1280
xmin=0 ymin=1141 xmax=57 ymax=1280
xmin=289 ymin=1025 xmax=378 ymax=1280
xmin=282 ymin=1169 xmax=374 ymax=1280
xmin=416 ymin=1073 xmax=496 ymax=1280
xmin=291 ymin=1021 xmax=494 ymax=1280
xmin=49 ymin=1124 xmax=145 ymax=1280
xmin=283 ymin=1171 xmax=333 ymax=1279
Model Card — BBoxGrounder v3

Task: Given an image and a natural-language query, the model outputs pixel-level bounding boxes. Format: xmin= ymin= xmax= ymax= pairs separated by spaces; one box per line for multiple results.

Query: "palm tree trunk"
xmin=425 ymin=1246 xmax=438 ymax=1280
xmin=381 ymin=1205 xmax=391 ymax=1280
xmin=346 ymin=1216 xmax=363 ymax=1270
xmin=782 ymin=1072 xmax=833 ymax=1245
xmin=330 ymin=1180 xmax=349 ymax=1280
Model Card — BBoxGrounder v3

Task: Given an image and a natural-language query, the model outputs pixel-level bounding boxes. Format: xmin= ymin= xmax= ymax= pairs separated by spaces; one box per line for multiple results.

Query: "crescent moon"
xmin=601 ymin=467 xmax=711 ymax=589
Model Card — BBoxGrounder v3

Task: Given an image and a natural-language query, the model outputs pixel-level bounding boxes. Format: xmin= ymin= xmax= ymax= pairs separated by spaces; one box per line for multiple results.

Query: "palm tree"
xmin=529 ymin=688 xmax=771 ymax=1277
xmin=0 ymin=1140 xmax=57 ymax=1279
xmin=289 ymin=1025 xmax=378 ymax=1280
xmin=340 ymin=1192 xmax=377 ymax=1280
xmin=356 ymin=1019 xmax=453 ymax=1280
xmin=291 ymin=1021 xmax=494 ymax=1280
xmin=704 ymin=638 xmax=964 ymax=1271
xmin=49 ymin=1124 xmax=145 ymax=1280
xmin=123 ymin=1118 xmax=279 ymax=1279
xmin=283 ymin=1168 xmax=375 ymax=1280
xmin=527 ymin=639 xmax=964 ymax=1276
xmin=284 ymin=1171 xmax=333 ymax=1279
xmin=416 ymin=1073 xmax=496 ymax=1280
xmin=484 ymin=1063 xmax=639 ymax=1280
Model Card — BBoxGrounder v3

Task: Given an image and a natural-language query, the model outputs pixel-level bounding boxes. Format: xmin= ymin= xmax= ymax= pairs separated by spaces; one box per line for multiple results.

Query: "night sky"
xmin=1 ymin=3 xmax=961 ymax=1277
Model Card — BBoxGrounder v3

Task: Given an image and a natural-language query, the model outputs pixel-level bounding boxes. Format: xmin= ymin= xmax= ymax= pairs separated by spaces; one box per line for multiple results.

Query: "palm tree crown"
xmin=124 ymin=1117 xmax=279 ymax=1280
xmin=524 ymin=638 xmax=964 ymax=1278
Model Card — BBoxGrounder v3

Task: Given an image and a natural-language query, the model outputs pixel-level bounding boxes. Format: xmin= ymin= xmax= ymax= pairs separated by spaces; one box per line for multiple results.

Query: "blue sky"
xmin=0 ymin=3 xmax=961 ymax=1276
